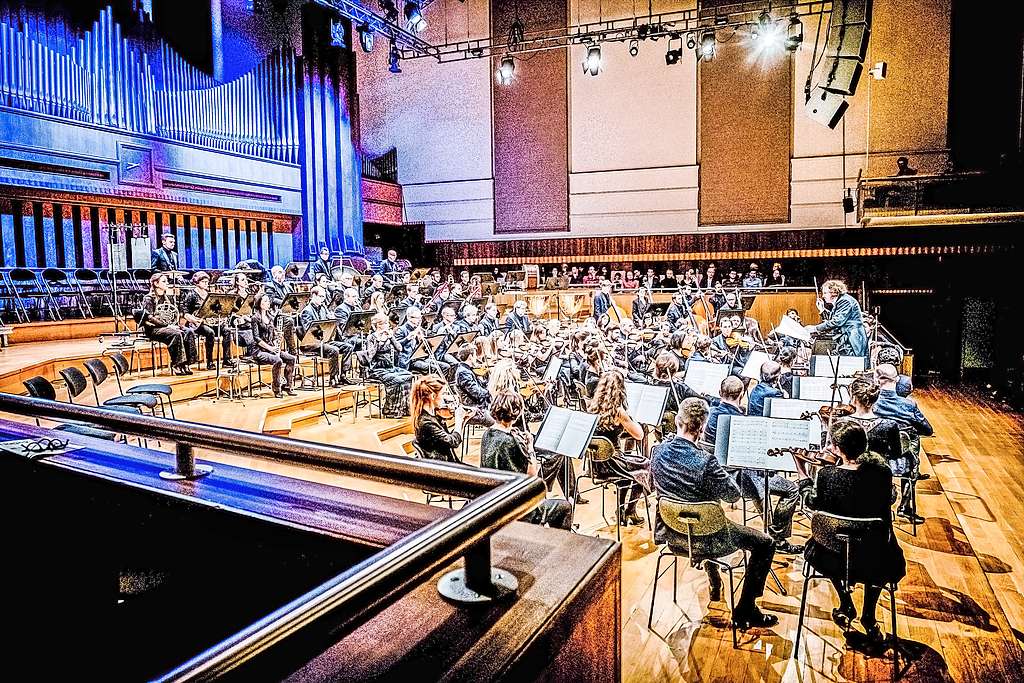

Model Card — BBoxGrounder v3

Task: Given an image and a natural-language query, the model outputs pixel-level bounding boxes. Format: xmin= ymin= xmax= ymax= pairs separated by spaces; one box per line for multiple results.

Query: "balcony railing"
xmin=857 ymin=170 xmax=1024 ymax=222
xmin=361 ymin=148 xmax=399 ymax=184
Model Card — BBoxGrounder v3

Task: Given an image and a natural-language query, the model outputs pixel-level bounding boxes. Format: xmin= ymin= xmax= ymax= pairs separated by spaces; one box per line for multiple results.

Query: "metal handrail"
xmin=0 ymin=394 xmax=548 ymax=681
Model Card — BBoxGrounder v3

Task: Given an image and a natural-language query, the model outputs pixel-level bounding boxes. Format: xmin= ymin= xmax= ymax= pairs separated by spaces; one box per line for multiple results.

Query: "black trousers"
xmin=194 ymin=323 xmax=231 ymax=364
xmin=300 ymin=342 xmax=342 ymax=380
xmin=522 ymin=499 xmax=573 ymax=530
xmin=700 ymin=521 xmax=775 ymax=615
xmin=149 ymin=325 xmax=197 ymax=366
xmin=250 ymin=349 xmax=297 ymax=391
xmin=540 ymin=453 xmax=577 ymax=500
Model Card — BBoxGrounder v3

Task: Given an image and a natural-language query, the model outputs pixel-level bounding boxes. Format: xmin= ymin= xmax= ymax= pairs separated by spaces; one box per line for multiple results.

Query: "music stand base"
xmin=437 ymin=568 xmax=518 ymax=604
xmin=159 ymin=465 xmax=213 ymax=481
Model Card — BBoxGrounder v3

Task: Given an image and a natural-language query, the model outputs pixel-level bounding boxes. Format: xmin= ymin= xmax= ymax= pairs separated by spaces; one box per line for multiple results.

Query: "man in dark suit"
xmin=504 ymin=300 xmax=532 ymax=335
xmin=806 ymin=279 xmax=868 ymax=357
xmin=151 ymin=233 xmax=179 ymax=272
xmin=378 ymin=249 xmax=404 ymax=284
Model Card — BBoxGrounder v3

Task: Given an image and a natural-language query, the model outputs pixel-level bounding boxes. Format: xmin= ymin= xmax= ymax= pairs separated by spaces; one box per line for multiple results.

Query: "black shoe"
xmin=574 ymin=494 xmax=590 ymax=505
xmin=832 ymin=604 xmax=856 ymax=630
xmin=206 ymin=362 xmax=216 ymax=370
xmin=626 ymin=512 xmax=645 ymax=527
xmin=283 ymin=386 xmax=297 ymax=397
xmin=775 ymin=540 xmax=804 ymax=555
xmin=274 ymin=390 xmax=283 ymax=399
xmin=916 ymin=472 xmax=931 ymax=480
xmin=898 ymin=510 xmax=925 ymax=524
xmin=862 ymin=622 xmax=885 ymax=644
xmin=708 ymin=574 xmax=724 ymax=603
xmin=223 ymin=359 xmax=238 ymax=368
xmin=732 ymin=607 xmax=779 ymax=630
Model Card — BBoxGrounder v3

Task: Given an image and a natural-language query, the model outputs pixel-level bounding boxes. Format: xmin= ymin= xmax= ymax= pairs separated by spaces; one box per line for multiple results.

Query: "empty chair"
xmin=73 ymin=268 xmax=111 ymax=317
xmin=106 ymin=353 xmax=175 ymax=419
xmin=58 ymin=366 xmax=158 ymax=415
xmin=6 ymin=268 xmax=55 ymax=320
xmin=22 ymin=375 xmax=114 ymax=440
xmin=41 ymin=268 xmax=86 ymax=318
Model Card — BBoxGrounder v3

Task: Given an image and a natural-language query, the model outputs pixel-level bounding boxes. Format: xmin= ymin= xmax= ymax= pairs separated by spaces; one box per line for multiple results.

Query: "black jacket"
xmin=454 ymin=362 xmax=491 ymax=407
xmin=415 ymin=411 xmax=462 ymax=462
xmin=151 ymin=248 xmax=178 ymax=272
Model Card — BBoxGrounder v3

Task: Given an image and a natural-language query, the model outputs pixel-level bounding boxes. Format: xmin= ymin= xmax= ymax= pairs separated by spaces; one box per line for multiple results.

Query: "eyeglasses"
xmin=21 ymin=437 xmax=69 ymax=458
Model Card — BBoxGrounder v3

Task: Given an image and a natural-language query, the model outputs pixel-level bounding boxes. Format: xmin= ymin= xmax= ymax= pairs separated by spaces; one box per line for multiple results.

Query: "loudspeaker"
xmin=825 ymin=22 xmax=870 ymax=60
xmin=806 ymin=86 xmax=849 ymax=129
xmin=835 ymin=0 xmax=872 ymax=25
xmin=823 ymin=57 xmax=864 ymax=96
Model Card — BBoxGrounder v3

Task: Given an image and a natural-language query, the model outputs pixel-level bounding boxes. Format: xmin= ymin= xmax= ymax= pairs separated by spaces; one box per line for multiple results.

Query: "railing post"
xmin=159 ymin=442 xmax=213 ymax=481
xmin=437 ymin=536 xmax=518 ymax=604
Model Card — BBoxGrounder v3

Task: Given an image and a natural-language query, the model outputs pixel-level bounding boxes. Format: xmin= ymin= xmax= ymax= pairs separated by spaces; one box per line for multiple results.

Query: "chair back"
xmin=41 ymin=268 xmax=68 ymax=284
xmin=109 ymin=353 xmax=130 ymax=377
xmin=659 ymin=499 xmax=730 ymax=537
xmin=810 ymin=511 xmax=884 ymax=554
xmin=74 ymin=268 xmax=99 ymax=283
xmin=586 ymin=436 xmax=616 ymax=463
xmin=58 ymin=367 xmax=89 ymax=402
xmin=8 ymin=268 xmax=38 ymax=286
xmin=23 ymin=376 xmax=56 ymax=401
xmin=661 ymin=410 xmax=677 ymax=436
xmin=83 ymin=358 xmax=110 ymax=388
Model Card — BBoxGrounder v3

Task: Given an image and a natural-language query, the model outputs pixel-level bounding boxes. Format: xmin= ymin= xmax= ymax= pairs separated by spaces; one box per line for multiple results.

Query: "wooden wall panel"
xmin=491 ymin=0 xmax=569 ymax=235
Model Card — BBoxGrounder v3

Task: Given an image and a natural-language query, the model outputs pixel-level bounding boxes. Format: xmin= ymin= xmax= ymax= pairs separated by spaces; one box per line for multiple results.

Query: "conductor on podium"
xmin=806 ymin=279 xmax=868 ymax=357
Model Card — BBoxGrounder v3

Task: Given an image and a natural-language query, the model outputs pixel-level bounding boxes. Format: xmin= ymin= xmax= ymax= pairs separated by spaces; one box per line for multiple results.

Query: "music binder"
xmin=542 ymin=356 xmax=563 ymax=383
xmin=280 ymin=292 xmax=311 ymax=316
xmin=810 ymin=354 xmax=868 ymax=377
xmin=792 ymin=375 xmax=853 ymax=402
xmin=533 ymin=407 xmax=599 ymax=460
xmin=683 ymin=360 xmax=731 ymax=398
xmin=196 ymin=293 xmax=238 ymax=320
xmin=713 ymin=415 xmax=811 ymax=473
xmin=740 ymin=350 xmax=773 ymax=381
xmin=343 ymin=311 xmax=376 ymax=337
xmin=625 ymin=382 xmax=670 ymax=426
xmin=299 ymin=319 xmax=340 ymax=347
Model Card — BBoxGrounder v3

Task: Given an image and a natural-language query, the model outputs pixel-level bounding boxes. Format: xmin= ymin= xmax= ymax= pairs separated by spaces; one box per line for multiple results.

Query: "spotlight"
xmin=380 ymin=0 xmax=398 ymax=23
xmin=785 ymin=13 xmax=803 ymax=51
xmin=685 ymin=32 xmax=696 ymax=50
xmin=751 ymin=10 xmax=784 ymax=54
xmin=358 ymin=23 xmax=374 ymax=53
xmin=404 ymin=1 xmax=426 ymax=33
xmin=388 ymin=39 xmax=401 ymax=73
xmin=843 ymin=189 xmax=855 ymax=214
xmin=629 ymin=39 xmax=639 ymax=57
xmin=698 ymin=31 xmax=715 ymax=61
xmin=637 ymin=24 xmax=649 ymax=39
xmin=582 ymin=44 xmax=602 ymax=76
xmin=496 ymin=55 xmax=515 ymax=85
xmin=329 ymin=19 xmax=347 ymax=49
xmin=665 ymin=47 xmax=682 ymax=65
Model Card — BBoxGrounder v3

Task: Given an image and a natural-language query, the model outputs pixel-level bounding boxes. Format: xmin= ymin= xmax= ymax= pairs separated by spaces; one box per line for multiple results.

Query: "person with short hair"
xmin=747 ymin=360 xmax=785 ymax=417
xmin=480 ymin=391 xmax=573 ymax=530
xmin=151 ymin=232 xmax=179 ymax=272
xmin=873 ymin=363 xmax=931 ymax=522
xmin=310 ymin=246 xmax=333 ymax=281
xmin=651 ymin=397 xmax=779 ymax=629
xmin=804 ymin=419 xmax=907 ymax=645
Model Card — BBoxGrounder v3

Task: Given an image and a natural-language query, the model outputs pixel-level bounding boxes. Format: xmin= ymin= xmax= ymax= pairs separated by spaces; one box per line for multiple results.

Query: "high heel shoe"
xmin=832 ymin=603 xmax=857 ymax=630
xmin=732 ymin=608 xmax=779 ymax=630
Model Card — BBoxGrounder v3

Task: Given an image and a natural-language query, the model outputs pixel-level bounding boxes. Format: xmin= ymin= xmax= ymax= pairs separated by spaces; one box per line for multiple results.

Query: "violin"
xmin=767 ymin=446 xmax=840 ymax=467
xmin=724 ymin=331 xmax=753 ymax=350
xmin=436 ymin=388 xmax=460 ymax=420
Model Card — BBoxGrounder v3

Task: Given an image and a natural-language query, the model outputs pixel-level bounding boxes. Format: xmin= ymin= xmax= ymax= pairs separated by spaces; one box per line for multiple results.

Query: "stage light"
xmin=869 ymin=61 xmax=888 ymax=80
xmin=404 ymin=2 xmax=426 ymax=33
xmin=358 ymin=23 xmax=374 ymax=53
xmin=582 ymin=44 xmax=602 ymax=76
xmin=665 ymin=47 xmax=682 ymax=65
xmin=751 ymin=11 xmax=785 ymax=54
xmin=785 ymin=13 xmax=803 ymax=51
xmin=496 ymin=55 xmax=515 ymax=85
xmin=380 ymin=0 xmax=399 ymax=23
xmin=698 ymin=31 xmax=716 ymax=61
xmin=329 ymin=19 xmax=347 ymax=49
xmin=685 ymin=33 xmax=696 ymax=50
xmin=388 ymin=39 xmax=401 ymax=73
xmin=629 ymin=39 xmax=639 ymax=57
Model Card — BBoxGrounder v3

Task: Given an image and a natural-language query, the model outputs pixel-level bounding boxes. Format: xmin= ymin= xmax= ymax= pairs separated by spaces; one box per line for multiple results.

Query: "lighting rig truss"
xmin=397 ymin=0 xmax=832 ymax=63
xmin=312 ymin=0 xmax=441 ymax=58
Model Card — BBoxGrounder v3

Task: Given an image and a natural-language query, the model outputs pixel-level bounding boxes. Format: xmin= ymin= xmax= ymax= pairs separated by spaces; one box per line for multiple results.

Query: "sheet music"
xmin=811 ymin=355 xmax=867 ymax=377
xmin=725 ymin=416 xmax=809 ymax=472
xmin=543 ymin=356 xmax=564 ymax=383
xmin=625 ymin=382 xmax=670 ymax=425
xmin=795 ymin=375 xmax=852 ymax=401
xmin=774 ymin=314 xmax=811 ymax=342
xmin=765 ymin=398 xmax=829 ymax=419
xmin=534 ymin=407 xmax=598 ymax=459
xmin=683 ymin=361 xmax=730 ymax=397
xmin=740 ymin=351 xmax=773 ymax=380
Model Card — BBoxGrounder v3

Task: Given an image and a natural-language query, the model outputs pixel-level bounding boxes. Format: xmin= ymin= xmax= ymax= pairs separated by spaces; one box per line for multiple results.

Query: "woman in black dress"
xmin=140 ymin=273 xmax=196 ymax=375
xmin=248 ymin=292 xmax=297 ymax=398
xmin=363 ymin=313 xmax=413 ymax=418
xmin=848 ymin=377 xmax=905 ymax=477
xmin=804 ymin=420 xmax=906 ymax=644
xmin=587 ymin=369 xmax=649 ymax=526
xmin=411 ymin=374 xmax=465 ymax=462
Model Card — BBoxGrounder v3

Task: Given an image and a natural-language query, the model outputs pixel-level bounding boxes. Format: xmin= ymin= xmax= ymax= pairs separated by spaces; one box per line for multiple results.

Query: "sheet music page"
xmin=765 ymin=398 xmax=829 ymax=419
xmin=767 ymin=418 xmax=812 ymax=450
xmin=543 ymin=356 xmax=564 ymax=383
xmin=534 ymin=408 xmax=570 ymax=454
xmin=775 ymin=314 xmax=811 ymax=342
xmin=557 ymin=411 xmax=599 ymax=459
xmin=684 ymin=361 xmax=730 ymax=397
xmin=796 ymin=376 xmax=852 ymax=401
xmin=741 ymin=351 xmax=773 ymax=380
xmin=725 ymin=417 xmax=770 ymax=469
xmin=625 ymin=382 xmax=669 ymax=425
xmin=811 ymin=355 xmax=867 ymax=377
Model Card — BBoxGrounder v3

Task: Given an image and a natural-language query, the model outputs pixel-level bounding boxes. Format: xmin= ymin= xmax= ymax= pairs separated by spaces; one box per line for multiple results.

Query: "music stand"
xmin=299 ymin=320 xmax=341 ymax=423
xmin=506 ymin=271 xmax=527 ymax=291
xmin=388 ymin=305 xmax=409 ymax=326
xmin=385 ymin=284 xmax=408 ymax=306
xmin=196 ymin=293 xmax=242 ymax=401
xmin=410 ymin=267 xmax=430 ymax=281
xmin=284 ymin=261 xmax=310 ymax=281
xmin=481 ymin=282 xmax=500 ymax=297
xmin=280 ymin=293 xmax=311 ymax=316
xmin=533 ymin=406 xmax=599 ymax=515
xmin=648 ymin=302 xmax=670 ymax=318
xmin=343 ymin=311 xmax=375 ymax=338
xmin=474 ymin=272 xmax=496 ymax=283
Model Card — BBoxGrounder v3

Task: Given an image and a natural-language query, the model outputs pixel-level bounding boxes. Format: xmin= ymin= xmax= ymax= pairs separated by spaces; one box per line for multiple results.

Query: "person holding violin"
xmin=480 ymin=391 xmax=573 ymax=530
xmin=631 ymin=287 xmax=651 ymax=328
xmin=411 ymin=374 xmax=465 ymax=462
xmin=803 ymin=420 xmax=906 ymax=647
xmin=747 ymin=360 xmax=786 ymax=417
xmin=479 ymin=302 xmax=500 ymax=336
xmin=712 ymin=313 xmax=753 ymax=375
xmin=453 ymin=345 xmax=494 ymax=427
xmin=650 ymin=397 xmax=779 ymax=629
xmin=805 ymin=279 xmax=868 ymax=357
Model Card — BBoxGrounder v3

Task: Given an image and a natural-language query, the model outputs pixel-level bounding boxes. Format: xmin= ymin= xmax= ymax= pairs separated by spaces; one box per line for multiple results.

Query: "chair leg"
xmin=727 ymin=566 xmax=738 ymax=648
xmin=794 ymin=573 xmax=812 ymax=655
xmin=648 ymin=553 xmax=664 ymax=629
xmin=889 ymin=585 xmax=899 ymax=675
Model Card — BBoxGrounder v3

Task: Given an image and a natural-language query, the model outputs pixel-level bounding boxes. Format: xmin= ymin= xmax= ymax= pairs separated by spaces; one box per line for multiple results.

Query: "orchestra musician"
xmin=151 ymin=232 xmax=179 ymax=272
xmin=650 ymin=397 xmax=780 ymax=629
xmin=456 ymin=303 xmax=481 ymax=334
xmin=248 ymin=291 xmax=297 ymax=398
xmin=361 ymin=273 xmax=385 ymax=306
xmin=363 ymin=313 xmax=413 ymax=418
xmin=180 ymin=271 xmax=233 ymax=370
xmin=378 ymin=249 xmax=404 ymax=284
xmin=746 ymin=360 xmax=785 ymax=417
xmin=592 ymin=280 xmax=613 ymax=321
xmin=333 ymin=286 xmax=363 ymax=381
xmin=298 ymin=285 xmax=345 ymax=387
xmin=453 ymin=345 xmax=494 ymax=427
xmin=806 ymin=279 xmax=868 ymax=357
xmin=873 ymin=363 xmax=932 ymax=524
xmin=264 ymin=265 xmax=299 ymax=358
xmin=411 ymin=374 xmax=465 ymax=462
xmin=665 ymin=291 xmax=687 ymax=329
xmin=504 ymin=300 xmax=532 ymax=335
xmin=631 ymin=287 xmax=651 ymax=328
xmin=139 ymin=272 xmax=197 ymax=375
xmin=480 ymin=390 xmax=573 ymax=530
xmin=479 ymin=302 xmax=500 ymax=336
xmin=712 ymin=312 xmax=753 ymax=375
xmin=310 ymin=246 xmax=333 ymax=281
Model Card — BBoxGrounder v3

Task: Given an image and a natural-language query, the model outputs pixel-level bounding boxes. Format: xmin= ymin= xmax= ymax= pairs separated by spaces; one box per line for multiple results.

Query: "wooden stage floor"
xmin=2 ymin=340 xmax=1023 ymax=681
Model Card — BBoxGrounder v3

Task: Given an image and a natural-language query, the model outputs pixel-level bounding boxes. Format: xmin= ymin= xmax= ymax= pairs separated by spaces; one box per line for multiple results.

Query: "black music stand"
xmin=533 ymin=406 xmax=599 ymax=521
xmin=299 ymin=320 xmax=341 ymax=423
xmin=385 ymin=284 xmax=408 ymax=306
xmin=197 ymin=292 xmax=242 ymax=401
xmin=480 ymin=282 xmax=500 ymax=297
xmin=648 ymin=302 xmax=670 ymax=319
xmin=280 ymin=293 xmax=311 ymax=316
xmin=451 ymin=331 xmax=478 ymax=353
xmin=388 ymin=305 xmax=409 ymax=326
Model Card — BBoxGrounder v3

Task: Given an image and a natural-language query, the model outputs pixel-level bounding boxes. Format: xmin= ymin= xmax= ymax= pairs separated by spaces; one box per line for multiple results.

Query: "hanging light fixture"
xmin=698 ymin=31 xmax=716 ymax=61
xmin=358 ymin=23 xmax=375 ymax=53
xmin=388 ymin=38 xmax=402 ymax=73
xmin=404 ymin=1 xmax=427 ymax=33
xmin=785 ymin=13 xmax=804 ymax=51
xmin=582 ymin=43 xmax=602 ymax=76
xmin=496 ymin=55 xmax=515 ymax=85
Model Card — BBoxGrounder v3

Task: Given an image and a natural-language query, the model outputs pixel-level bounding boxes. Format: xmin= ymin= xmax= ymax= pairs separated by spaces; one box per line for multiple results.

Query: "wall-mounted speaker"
xmin=806 ymin=86 xmax=849 ymax=129
xmin=823 ymin=57 xmax=864 ymax=96
xmin=825 ymin=22 xmax=870 ymax=60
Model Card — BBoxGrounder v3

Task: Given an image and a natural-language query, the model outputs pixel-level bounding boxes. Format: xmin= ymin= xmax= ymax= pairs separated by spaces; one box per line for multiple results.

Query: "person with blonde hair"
xmin=587 ymin=370 xmax=649 ymax=526
xmin=805 ymin=279 xmax=867 ymax=356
